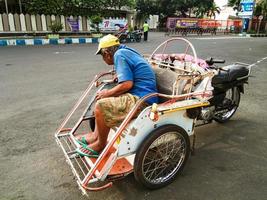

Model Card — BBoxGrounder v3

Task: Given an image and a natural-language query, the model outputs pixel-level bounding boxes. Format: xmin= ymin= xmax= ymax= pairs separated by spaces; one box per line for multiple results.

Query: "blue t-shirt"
xmin=114 ymin=45 xmax=158 ymax=104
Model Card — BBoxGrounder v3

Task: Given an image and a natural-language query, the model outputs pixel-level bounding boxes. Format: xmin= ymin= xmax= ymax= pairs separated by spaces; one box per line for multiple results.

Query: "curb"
xmin=0 ymin=37 xmax=99 ymax=47
xmin=238 ymin=33 xmax=251 ymax=37
xmin=250 ymin=34 xmax=267 ymax=37
xmin=238 ymin=33 xmax=267 ymax=37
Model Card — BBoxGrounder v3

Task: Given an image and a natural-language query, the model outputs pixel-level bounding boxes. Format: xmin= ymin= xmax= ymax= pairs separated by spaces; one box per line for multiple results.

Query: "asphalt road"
xmin=0 ymin=33 xmax=267 ymax=200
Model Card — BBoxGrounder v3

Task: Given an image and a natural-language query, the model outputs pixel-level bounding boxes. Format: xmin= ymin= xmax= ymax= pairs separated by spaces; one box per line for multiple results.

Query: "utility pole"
xmin=257 ymin=15 xmax=263 ymax=34
xmin=248 ymin=0 xmax=256 ymax=32
xmin=4 ymin=0 xmax=8 ymax=14
xmin=19 ymin=0 xmax=23 ymax=13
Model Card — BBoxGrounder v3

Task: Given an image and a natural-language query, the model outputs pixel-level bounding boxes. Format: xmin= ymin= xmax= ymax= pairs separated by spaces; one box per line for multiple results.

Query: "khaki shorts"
xmin=97 ymin=93 xmax=142 ymax=128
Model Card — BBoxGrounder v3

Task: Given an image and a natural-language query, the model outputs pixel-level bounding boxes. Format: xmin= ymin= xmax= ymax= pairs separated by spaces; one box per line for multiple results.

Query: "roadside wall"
xmin=0 ymin=13 xmax=127 ymax=33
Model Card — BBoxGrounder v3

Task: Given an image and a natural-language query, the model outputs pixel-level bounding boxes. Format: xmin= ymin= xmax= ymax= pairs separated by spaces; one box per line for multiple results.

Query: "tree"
xmin=194 ymin=0 xmax=214 ymax=18
xmin=206 ymin=2 xmax=221 ymax=19
xmin=261 ymin=0 xmax=267 ymax=17
xmin=22 ymin=0 xmax=135 ymax=16
xmin=195 ymin=6 xmax=208 ymax=18
xmin=136 ymin=0 xmax=214 ymax=18
xmin=228 ymin=0 xmax=241 ymax=11
xmin=22 ymin=0 xmax=65 ymax=15
xmin=90 ymin=15 xmax=103 ymax=33
xmin=255 ymin=0 xmax=267 ymax=17
xmin=49 ymin=21 xmax=63 ymax=33
xmin=136 ymin=0 xmax=214 ymax=26
xmin=136 ymin=0 xmax=159 ymax=19
xmin=111 ymin=0 xmax=135 ymax=10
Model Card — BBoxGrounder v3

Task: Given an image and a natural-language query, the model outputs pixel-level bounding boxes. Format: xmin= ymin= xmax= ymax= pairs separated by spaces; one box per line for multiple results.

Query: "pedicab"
xmin=55 ymin=38 xmax=251 ymax=195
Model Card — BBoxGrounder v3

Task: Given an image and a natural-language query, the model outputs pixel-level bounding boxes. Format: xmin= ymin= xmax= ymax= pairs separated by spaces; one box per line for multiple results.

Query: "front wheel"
xmin=213 ymin=87 xmax=240 ymax=123
xmin=134 ymin=125 xmax=190 ymax=189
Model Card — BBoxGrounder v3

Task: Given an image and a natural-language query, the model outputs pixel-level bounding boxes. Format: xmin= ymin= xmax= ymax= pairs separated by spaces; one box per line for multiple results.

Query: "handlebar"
xmin=206 ymin=57 xmax=225 ymax=66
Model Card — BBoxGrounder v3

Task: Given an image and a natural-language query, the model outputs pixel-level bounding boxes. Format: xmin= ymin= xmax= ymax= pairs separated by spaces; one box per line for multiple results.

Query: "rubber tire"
xmin=136 ymin=35 xmax=141 ymax=42
xmin=214 ymin=87 xmax=240 ymax=123
xmin=134 ymin=124 xmax=190 ymax=189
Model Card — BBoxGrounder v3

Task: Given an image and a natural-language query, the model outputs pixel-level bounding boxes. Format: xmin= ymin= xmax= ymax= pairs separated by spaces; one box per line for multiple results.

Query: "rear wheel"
xmin=214 ymin=87 xmax=240 ymax=123
xmin=136 ymin=34 xmax=141 ymax=42
xmin=134 ymin=125 xmax=190 ymax=189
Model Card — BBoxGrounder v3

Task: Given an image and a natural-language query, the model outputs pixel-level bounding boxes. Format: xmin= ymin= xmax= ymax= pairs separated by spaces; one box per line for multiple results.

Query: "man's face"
xmin=101 ymin=49 xmax=114 ymax=65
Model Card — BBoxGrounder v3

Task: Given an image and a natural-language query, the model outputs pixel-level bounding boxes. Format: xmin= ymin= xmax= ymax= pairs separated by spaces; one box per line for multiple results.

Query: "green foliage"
xmin=90 ymin=15 xmax=103 ymax=33
xmin=256 ymin=0 xmax=267 ymax=18
xmin=22 ymin=0 xmax=64 ymax=15
xmin=195 ymin=6 xmax=207 ymax=18
xmin=194 ymin=1 xmax=214 ymax=18
xmin=22 ymin=0 xmax=136 ymax=16
xmin=254 ymin=3 xmax=263 ymax=16
xmin=106 ymin=0 xmax=135 ymax=10
xmin=228 ymin=0 xmax=241 ymax=11
xmin=206 ymin=2 xmax=221 ymax=19
xmin=136 ymin=0 xmax=214 ymax=26
xmin=49 ymin=21 xmax=63 ymax=33
xmin=247 ymin=30 xmax=256 ymax=34
xmin=90 ymin=15 xmax=103 ymax=24
xmin=136 ymin=0 xmax=213 ymax=17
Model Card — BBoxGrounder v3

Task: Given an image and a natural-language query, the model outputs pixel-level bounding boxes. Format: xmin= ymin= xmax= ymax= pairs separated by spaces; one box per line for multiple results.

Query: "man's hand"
xmin=96 ymin=81 xmax=133 ymax=100
xmin=112 ymin=76 xmax=118 ymax=83
xmin=96 ymin=89 xmax=110 ymax=100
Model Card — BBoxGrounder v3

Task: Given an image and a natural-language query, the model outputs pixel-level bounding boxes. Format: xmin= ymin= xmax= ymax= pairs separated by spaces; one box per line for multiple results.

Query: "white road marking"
xmin=194 ymin=37 xmax=249 ymax=40
xmin=53 ymin=51 xmax=74 ymax=54
xmin=249 ymin=57 xmax=267 ymax=68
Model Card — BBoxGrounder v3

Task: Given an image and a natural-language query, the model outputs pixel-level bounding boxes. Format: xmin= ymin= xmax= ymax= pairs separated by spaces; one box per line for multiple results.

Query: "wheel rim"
xmin=215 ymin=88 xmax=240 ymax=120
xmin=141 ymin=131 xmax=186 ymax=184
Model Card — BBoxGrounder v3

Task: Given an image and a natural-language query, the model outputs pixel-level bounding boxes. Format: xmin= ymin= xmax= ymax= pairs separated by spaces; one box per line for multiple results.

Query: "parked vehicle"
xmin=116 ymin=29 xmax=142 ymax=43
xmin=149 ymin=39 xmax=250 ymax=125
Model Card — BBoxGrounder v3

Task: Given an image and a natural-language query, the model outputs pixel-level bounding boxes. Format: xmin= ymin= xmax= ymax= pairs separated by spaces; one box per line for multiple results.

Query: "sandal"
xmin=76 ymin=144 xmax=99 ymax=158
xmin=76 ymin=136 xmax=88 ymax=145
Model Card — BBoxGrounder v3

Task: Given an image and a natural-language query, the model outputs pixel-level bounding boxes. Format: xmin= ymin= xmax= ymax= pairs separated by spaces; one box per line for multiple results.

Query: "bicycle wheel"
xmin=134 ymin=124 xmax=190 ymax=189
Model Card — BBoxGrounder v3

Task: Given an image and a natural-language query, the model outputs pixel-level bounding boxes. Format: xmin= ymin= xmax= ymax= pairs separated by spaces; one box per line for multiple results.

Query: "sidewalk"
xmin=2 ymin=31 xmax=264 ymax=47
xmin=0 ymin=37 xmax=99 ymax=46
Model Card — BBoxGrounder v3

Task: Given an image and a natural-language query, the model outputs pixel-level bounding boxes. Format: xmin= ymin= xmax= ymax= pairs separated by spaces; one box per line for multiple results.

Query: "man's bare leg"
xmin=76 ymin=131 xmax=97 ymax=144
xmin=85 ymin=102 xmax=110 ymax=153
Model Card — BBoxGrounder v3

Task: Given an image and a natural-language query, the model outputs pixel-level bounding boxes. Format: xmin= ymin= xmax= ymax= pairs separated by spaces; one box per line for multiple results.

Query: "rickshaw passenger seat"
xmin=153 ymin=66 xmax=182 ymax=103
xmin=153 ymin=66 xmax=177 ymax=95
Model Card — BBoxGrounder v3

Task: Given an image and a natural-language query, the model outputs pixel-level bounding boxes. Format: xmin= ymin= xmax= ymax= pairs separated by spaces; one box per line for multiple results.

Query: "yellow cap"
xmin=95 ymin=34 xmax=120 ymax=55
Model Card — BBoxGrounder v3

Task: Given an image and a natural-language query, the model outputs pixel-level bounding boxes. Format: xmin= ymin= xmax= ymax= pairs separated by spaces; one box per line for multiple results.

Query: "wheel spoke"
xmin=144 ymin=157 xmax=164 ymax=166
xmin=145 ymin=157 xmax=166 ymax=180
xmin=214 ymin=88 xmax=240 ymax=121
xmin=153 ymin=165 xmax=169 ymax=181
xmin=142 ymin=131 xmax=187 ymax=184
xmin=144 ymin=151 xmax=160 ymax=176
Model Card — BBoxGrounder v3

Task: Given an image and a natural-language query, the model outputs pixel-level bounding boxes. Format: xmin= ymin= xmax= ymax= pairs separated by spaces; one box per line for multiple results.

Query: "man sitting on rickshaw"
xmin=76 ymin=34 xmax=158 ymax=157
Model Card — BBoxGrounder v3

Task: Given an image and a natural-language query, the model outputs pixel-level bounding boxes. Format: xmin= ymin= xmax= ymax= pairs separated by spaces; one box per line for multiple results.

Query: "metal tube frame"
xmin=81 ymin=90 xmax=212 ymax=188
xmin=149 ymin=38 xmax=198 ymax=66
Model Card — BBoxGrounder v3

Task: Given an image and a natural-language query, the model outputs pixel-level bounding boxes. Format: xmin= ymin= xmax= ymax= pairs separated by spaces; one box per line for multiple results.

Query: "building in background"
xmin=215 ymin=5 xmax=238 ymax=20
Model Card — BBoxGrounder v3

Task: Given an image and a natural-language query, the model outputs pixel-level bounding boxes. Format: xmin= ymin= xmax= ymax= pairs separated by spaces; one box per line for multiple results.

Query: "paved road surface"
xmin=0 ymin=33 xmax=267 ymax=200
